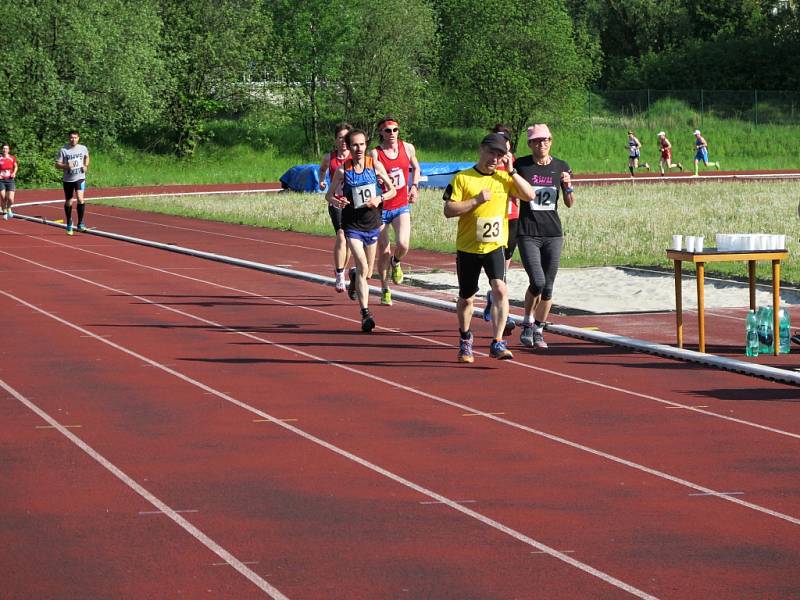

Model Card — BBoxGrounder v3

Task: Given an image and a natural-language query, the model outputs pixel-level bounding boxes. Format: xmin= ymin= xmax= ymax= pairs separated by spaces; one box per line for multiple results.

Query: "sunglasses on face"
xmin=383 ymin=127 xmax=399 ymax=134
xmin=529 ymin=138 xmax=551 ymax=144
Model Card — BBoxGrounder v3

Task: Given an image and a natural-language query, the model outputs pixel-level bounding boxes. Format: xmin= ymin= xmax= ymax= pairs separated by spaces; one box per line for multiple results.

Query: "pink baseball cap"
xmin=527 ymin=124 xmax=552 ymax=140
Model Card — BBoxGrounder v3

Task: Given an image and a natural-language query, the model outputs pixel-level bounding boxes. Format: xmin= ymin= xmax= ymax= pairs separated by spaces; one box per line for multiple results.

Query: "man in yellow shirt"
xmin=443 ymin=133 xmax=536 ymax=363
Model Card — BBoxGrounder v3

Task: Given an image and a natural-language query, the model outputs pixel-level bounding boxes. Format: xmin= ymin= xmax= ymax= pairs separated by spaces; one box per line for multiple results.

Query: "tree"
xmin=0 ymin=0 xmax=164 ymax=181
xmin=335 ymin=0 xmax=439 ymax=140
xmin=157 ymin=0 xmax=271 ymax=157
xmin=436 ymin=0 xmax=597 ymax=149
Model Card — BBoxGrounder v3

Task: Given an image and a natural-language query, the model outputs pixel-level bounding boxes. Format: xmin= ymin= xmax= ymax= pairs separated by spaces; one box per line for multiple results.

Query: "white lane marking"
xmin=5 ymin=231 xmax=799 ymax=442
xmin=0 ymin=377 xmax=288 ymax=599
xmin=14 ymin=188 xmax=281 ymax=209
xmin=0 ymin=291 xmax=658 ymax=599
xmin=3 ymin=256 xmax=800 ymax=530
xmin=689 ymin=492 xmax=745 ymax=497
xmin=139 ymin=509 xmax=199 ymax=515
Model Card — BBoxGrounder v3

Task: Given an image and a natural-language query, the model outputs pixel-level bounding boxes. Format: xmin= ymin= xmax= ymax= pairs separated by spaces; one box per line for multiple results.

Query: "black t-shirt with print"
xmin=515 ymin=155 xmax=571 ymax=237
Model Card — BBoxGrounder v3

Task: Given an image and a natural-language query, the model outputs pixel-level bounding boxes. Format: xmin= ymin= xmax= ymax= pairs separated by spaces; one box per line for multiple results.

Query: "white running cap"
xmin=657 ymin=131 xmax=666 ymax=136
xmin=693 ymin=129 xmax=701 ymax=135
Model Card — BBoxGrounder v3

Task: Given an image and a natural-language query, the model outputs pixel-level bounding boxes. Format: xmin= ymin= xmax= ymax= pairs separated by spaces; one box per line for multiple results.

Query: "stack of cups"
xmin=683 ymin=236 xmax=704 ymax=252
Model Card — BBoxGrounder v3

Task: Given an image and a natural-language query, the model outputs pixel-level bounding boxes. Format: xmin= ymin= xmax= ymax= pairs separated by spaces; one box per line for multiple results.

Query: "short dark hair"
xmin=345 ymin=129 xmax=368 ymax=147
xmin=69 ymin=129 xmax=80 ymax=136
xmin=334 ymin=122 xmax=352 ymax=136
xmin=490 ymin=123 xmax=511 ymax=141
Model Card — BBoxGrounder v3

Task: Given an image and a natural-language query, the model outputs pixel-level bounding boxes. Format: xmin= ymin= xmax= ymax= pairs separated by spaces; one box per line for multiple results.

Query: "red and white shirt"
xmin=0 ymin=155 xmax=17 ymax=180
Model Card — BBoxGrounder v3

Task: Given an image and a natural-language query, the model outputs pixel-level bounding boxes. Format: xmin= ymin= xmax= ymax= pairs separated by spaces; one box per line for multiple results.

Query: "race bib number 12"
xmin=531 ymin=186 xmax=558 ymax=211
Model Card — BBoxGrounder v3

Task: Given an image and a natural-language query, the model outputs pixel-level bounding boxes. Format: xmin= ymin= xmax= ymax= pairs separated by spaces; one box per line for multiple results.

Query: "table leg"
xmin=697 ymin=261 xmax=705 ymax=353
xmin=748 ymin=260 xmax=756 ymax=310
xmin=773 ymin=259 xmax=781 ymax=355
xmin=674 ymin=260 xmax=683 ymax=348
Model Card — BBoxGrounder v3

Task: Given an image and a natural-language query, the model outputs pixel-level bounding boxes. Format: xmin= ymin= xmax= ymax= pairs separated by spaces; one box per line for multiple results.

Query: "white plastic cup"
xmin=695 ymin=236 xmax=704 ymax=252
xmin=758 ymin=235 xmax=769 ymax=250
xmin=778 ymin=235 xmax=786 ymax=249
xmin=746 ymin=234 xmax=756 ymax=251
xmin=686 ymin=236 xmax=696 ymax=253
xmin=672 ymin=235 xmax=683 ymax=251
xmin=770 ymin=235 xmax=781 ymax=250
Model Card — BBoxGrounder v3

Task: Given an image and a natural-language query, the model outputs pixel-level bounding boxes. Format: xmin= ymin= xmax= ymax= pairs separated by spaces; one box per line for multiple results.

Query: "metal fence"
xmin=590 ymin=90 xmax=800 ymax=126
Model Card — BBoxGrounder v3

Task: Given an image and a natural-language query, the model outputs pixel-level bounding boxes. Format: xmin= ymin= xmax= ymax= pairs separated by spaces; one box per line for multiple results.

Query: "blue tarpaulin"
xmin=279 ymin=161 xmax=475 ymax=193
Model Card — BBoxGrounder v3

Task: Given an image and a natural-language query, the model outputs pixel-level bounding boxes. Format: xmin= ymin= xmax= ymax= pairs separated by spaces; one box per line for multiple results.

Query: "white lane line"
xmin=4 ymin=256 xmax=800 ymax=531
xmin=689 ymin=492 xmax=745 ymax=497
xmin=0 ymin=377 xmax=288 ymax=600
xmin=139 ymin=509 xmax=199 ymax=515
xmin=5 ymin=232 xmax=798 ymax=442
xmin=419 ymin=500 xmax=477 ymax=505
xmin=0 ymin=291 xmax=657 ymax=599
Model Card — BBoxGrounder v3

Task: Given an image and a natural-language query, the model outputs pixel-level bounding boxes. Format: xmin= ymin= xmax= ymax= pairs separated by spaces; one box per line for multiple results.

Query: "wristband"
xmin=508 ymin=169 xmax=517 ymax=176
xmin=564 ymin=186 xmax=574 ymax=194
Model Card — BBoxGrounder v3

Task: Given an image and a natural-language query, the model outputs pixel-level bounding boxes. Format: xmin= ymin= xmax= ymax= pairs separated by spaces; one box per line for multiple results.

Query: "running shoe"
xmin=482 ymin=291 xmax=492 ymax=321
xmin=532 ymin=328 xmax=548 ymax=349
xmin=391 ymin=258 xmax=404 ymax=285
xmin=644 ymin=163 xmax=651 ymax=171
xmin=347 ymin=267 xmax=357 ymax=301
xmin=489 ymin=340 xmax=513 ymax=360
xmin=677 ymin=163 xmax=683 ymax=172
xmin=457 ymin=333 xmax=474 ymax=363
xmin=6 ymin=209 xmax=12 ymax=218
xmin=77 ymin=222 xmax=87 ymax=232
xmin=361 ymin=311 xmax=375 ymax=333
xmin=334 ymin=271 xmax=346 ymax=293
xmin=2 ymin=212 xmax=7 ymax=221
xmin=66 ymin=225 xmax=74 ymax=236
xmin=520 ymin=324 xmax=534 ymax=347
xmin=381 ymin=289 xmax=392 ymax=306
xmin=503 ymin=317 xmax=516 ymax=337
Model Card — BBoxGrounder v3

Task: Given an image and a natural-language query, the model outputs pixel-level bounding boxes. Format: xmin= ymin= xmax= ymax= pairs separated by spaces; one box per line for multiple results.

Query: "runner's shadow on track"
xmin=523 ymin=344 xmax=634 ymax=357
xmin=177 ymin=356 xmax=486 ymax=368
xmin=570 ymin=359 xmax=706 ymax=371
xmin=686 ymin=388 xmax=800 ymax=401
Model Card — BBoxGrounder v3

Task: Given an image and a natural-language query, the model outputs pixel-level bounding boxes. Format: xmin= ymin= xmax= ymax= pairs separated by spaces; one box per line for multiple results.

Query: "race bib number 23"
xmin=476 ymin=217 xmax=503 ymax=243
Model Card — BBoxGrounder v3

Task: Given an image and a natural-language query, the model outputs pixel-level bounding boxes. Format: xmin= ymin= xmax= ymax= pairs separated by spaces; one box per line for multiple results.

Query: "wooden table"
xmin=666 ymin=248 xmax=789 ymax=354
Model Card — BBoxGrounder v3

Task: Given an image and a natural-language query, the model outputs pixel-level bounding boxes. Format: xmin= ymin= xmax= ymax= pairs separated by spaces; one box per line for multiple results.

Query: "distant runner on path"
xmin=319 ymin=122 xmax=353 ymax=292
xmin=371 ymin=116 xmax=421 ymax=307
xmin=657 ymin=131 xmax=683 ymax=175
xmin=627 ymin=130 xmax=650 ymax=177
xmin=692 ymin=129 xmax=720 ymax=176
xmin=0 ymin=143 xmax=18 ymax=219
xmin=55 ymin=130 xmax=90 ymax=235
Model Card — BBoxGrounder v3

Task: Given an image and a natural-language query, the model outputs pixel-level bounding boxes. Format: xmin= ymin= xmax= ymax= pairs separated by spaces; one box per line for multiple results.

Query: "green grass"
xmin=96 ymin=180 xmax=800 ymax=283
xmin=81 ymin=110 xmax=800 ymax=188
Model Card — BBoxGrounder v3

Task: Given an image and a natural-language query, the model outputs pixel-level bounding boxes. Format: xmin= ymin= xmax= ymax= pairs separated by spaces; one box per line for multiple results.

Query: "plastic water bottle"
xmin=757 ymin=306 xmax=774 ymax=355
xmin=745 ymin=310 xmax=759 ymax=357
xmin=779 ymin=306 xmax=791 ymax=354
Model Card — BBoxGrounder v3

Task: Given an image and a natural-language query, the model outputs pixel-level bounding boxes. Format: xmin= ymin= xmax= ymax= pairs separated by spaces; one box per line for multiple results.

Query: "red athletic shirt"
xmin=0 ymin=155 xmax=17 ymax=179
xmin=496 ymin=155 xmax=519 ymax=220
xmin=374 ymin=142 xmax=410 ymax=210
xmin=328 ymin=150 xmax=350 ymax=179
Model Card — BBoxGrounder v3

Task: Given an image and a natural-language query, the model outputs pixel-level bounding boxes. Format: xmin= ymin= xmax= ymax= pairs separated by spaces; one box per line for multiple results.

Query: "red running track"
xmin=1 ymin=204 xmax=799 ymax=599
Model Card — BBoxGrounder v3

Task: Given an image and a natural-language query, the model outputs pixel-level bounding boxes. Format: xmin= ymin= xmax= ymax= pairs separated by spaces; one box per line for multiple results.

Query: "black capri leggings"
xmin=518 ymin=235 xmax=564 ymax=301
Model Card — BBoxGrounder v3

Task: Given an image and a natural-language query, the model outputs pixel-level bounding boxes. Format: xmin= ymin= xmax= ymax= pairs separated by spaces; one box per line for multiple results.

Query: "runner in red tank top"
xmin=370 ymin=116 xmax=421 ymax=306
xmin=0 ymin=142 xmax=19 ymax=219
xmin=318 ymin=123 xmax=353 ymax=292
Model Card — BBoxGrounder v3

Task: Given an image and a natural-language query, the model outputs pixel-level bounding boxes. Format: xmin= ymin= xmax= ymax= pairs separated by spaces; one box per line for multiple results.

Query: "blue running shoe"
xmin=458 ymin=333 xmax=474 ymax=363
xmin=482 ymin=291 xmax=492 ymax=321
xmin=66 ymin=225 xmax=74 ymax=236
xmin=489 ymin=340 xmax=513 ymax=360
xmin=77 ymin=222 xmax=87 ymax=232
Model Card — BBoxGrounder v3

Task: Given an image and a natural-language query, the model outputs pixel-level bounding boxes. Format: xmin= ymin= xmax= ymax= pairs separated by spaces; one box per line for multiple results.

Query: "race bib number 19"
xmin=476 ymin=217 xmax=502 ymax=243
xmin=531 ymin=186 xmax=558 ymax=211
xmin=351 ymin=183 xmax=375 ymax=208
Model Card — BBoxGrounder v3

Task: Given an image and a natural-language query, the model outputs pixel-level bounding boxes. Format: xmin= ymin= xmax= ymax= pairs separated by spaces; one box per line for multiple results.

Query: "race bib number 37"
xmin=476 ymin=217 xmax=502 ymax=243
xmin=351 ymin=183 xmax=376 ymax=208
xmin=531 ymin=186 xmax=558 ymax=211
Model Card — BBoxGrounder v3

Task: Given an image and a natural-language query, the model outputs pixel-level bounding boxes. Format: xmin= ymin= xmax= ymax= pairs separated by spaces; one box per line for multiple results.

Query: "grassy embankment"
xmin=85 ymin=105 xmax=800 ymax=187
xmin=96 ymin=180 xmax=800 ymax=284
